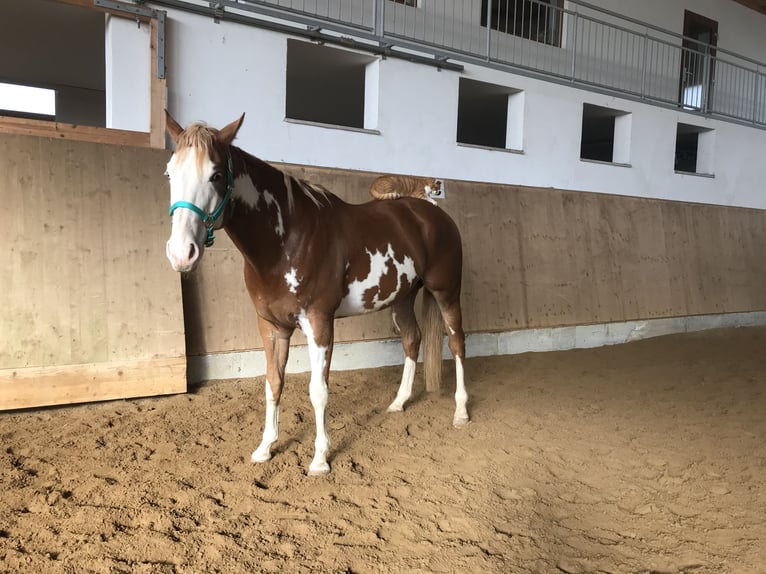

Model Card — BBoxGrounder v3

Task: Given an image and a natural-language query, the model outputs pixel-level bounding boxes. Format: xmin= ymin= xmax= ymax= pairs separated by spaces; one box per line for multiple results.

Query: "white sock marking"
xmin=251 ymin=380 xmax=280 ymax=462
xmin=298 ymin=311 xmax=331 ymax=474
xmin=387 ymin=356 xmax=416 ymax=412
xmin=453 ymin=356 xmax=469 ymax=426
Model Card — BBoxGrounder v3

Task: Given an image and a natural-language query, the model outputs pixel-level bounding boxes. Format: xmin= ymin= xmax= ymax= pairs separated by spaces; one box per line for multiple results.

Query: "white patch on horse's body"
xmin=392 ymin=310 xmax=401 ymax=333
xmin=284 ymin=267 xmax=300 ymax=294
xmin=336 ymin=244 xmax=417 ymax=317
xmin=283 ymin=173 xmax=296 ymax=213
xmin=232 ymin=173 xmax=262 ymax=210
xmin=263 ymin=190 xmax=285 ymax=237
xmin=297 ymin=310 xmax=331 ymax=475
xmin=387 ymin=356 xmax=416 ymax=412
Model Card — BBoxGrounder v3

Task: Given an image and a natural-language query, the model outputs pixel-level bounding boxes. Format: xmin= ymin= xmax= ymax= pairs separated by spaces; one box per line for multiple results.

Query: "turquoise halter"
xmin=168 ymin=154 xmax=234 ymax=248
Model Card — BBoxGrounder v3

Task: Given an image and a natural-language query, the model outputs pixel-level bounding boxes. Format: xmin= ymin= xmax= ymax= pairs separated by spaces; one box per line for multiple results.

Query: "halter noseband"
xmin=168 ymin=154 xmax=234 ymax=248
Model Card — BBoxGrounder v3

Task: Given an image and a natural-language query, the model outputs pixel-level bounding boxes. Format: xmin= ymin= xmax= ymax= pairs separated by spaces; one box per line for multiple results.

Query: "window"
xmin=389 ymin=0 xmax=418 ymax=6
xmin=457 ymin=78 xmax=524 ymax=151
xmin=675 ymin=123 xmax=714 ymax=175
xmin=286 ymin=40 xmax=378 ymax=131
xmin=481 ymin=0 xmax=563 ymax=47
xmin=580 ymin=104 xmax=631 ymax=164
xmin=0 ymin=83 xmax=55 ymax=120
xmin=0 ymin=0 xmax=165 ymax=148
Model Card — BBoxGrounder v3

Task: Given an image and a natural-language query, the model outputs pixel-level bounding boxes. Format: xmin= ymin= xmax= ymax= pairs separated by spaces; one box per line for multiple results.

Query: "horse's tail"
xmin=422 ymin=289 xmax=444 ymax=392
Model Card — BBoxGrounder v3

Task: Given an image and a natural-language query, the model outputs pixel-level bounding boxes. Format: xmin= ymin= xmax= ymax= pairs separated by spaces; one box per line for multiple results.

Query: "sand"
xmin=1 ymin=326 xmax=765 ymax=573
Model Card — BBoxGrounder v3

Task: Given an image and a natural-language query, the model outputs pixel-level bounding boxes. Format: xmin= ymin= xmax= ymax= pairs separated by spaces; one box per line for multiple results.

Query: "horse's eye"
xmin=210 ymin=172 xmax=223 ymax=183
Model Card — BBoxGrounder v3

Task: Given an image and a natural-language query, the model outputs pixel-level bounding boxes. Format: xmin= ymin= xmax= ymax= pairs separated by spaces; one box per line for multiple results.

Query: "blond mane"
xmin=174 ymin=122 xmax=219 ymax=172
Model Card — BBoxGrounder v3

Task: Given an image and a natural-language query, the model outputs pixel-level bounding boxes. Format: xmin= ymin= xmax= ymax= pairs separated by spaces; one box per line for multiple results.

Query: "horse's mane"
xmin=175 ymin=122 xmax=219 ymax=172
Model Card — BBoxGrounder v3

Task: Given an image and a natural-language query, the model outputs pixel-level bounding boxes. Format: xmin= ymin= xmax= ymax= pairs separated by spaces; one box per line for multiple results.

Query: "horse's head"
xmin=164 ymin=111 xmax=245 ymax=272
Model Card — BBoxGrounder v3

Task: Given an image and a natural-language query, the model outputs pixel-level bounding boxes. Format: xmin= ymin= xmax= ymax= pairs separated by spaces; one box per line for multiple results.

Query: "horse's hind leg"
xmin=432 ymin=291 xmax=469 ymax=427
xmin=387 ymin=289 xmax=421 ymax=413
xmin=251 ymin=316 xmax=293 ymax=463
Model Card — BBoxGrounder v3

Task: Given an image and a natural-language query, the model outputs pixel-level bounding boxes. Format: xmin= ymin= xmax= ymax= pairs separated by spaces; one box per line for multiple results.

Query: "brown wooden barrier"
xmin=0 ymin=134 xmax=185 ymax=410
xmin=183 ymin=164 xmax=766 ymax=355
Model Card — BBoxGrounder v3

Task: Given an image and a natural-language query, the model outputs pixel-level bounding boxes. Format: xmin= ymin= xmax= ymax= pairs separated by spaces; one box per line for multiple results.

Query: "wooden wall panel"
xmin=181 ymin=163 xmax=766 ymax=356
xmin=0 ymin=134 xmax=185 ymax=410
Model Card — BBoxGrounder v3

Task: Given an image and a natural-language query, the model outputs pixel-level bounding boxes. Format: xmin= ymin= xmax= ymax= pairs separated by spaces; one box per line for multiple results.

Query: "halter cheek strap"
xmin=169 ymin=154 xmax=235 ymax=248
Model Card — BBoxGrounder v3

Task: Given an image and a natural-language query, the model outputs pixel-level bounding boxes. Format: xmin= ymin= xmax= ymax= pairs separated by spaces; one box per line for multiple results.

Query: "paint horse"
xmin=164 ymin=112 xmax=468 ymax=475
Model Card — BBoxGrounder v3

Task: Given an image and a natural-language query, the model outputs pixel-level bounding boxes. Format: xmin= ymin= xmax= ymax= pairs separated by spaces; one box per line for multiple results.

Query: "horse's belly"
xmin=335 ymin=243 xmax=418 ymax=318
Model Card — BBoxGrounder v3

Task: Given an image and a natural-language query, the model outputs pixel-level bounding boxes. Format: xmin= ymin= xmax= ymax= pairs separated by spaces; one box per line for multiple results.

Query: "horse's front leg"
xmin=251 ymin=317 xmax=292 ymax=463
xmin=297 ymin=311 xmax=334 ymax=475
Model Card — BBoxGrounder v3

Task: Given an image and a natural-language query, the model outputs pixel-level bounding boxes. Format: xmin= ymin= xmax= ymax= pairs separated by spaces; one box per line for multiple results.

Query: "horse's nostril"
xmin=188 ymin=243 xmax=198 ymax=262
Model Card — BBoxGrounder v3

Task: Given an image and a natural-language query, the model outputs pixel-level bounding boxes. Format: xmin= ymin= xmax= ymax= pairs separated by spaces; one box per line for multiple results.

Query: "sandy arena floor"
xmin=1 ymin=327 xmax=765 ymax=573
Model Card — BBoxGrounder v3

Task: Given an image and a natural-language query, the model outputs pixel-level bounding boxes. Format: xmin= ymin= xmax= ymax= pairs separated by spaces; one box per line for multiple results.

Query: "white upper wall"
xmin=160 ymin=1 xmax=766 ymax=210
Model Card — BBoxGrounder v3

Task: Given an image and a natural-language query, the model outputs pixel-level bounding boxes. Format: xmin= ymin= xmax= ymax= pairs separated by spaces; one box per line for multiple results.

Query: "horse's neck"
xmin=225 ymin=148 xmax=334 ymax=272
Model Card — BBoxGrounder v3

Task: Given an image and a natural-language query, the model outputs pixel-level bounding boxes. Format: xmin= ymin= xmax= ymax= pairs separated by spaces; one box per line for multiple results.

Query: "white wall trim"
xmin=187 ymin=311 xmax=766 ymax=383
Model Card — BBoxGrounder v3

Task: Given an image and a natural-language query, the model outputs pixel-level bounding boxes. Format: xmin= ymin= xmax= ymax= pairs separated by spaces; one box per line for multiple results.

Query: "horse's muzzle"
xmin=166 ymin=238 xmax=201 ymax=273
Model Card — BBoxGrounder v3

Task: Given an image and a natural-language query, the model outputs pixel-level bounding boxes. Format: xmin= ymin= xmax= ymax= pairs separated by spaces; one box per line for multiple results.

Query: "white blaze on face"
xmin=336 ymin=243 xmax=417 ymax=317
xmin=285 ymin=267 xmax=300 ymax=294
xmin=165 ymin=148 xmax=218 ymax=272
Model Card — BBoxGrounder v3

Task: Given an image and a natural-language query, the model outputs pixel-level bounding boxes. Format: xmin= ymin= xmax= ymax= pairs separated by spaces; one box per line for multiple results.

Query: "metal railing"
xmin=205 ymin=0 xmax=766 ymax=127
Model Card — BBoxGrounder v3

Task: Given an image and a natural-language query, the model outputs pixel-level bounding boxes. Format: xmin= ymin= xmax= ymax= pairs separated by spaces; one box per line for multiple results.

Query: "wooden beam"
xmin=0 ymin=357 xmax=186 ymax=411
xmin=150 ymin=16 xmax=168 ymax=149
xmin=0 ymin=116 xmax=151 ymax=147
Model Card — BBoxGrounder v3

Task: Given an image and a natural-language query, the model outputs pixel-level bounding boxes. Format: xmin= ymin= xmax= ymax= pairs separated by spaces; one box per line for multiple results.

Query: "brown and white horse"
xmin=164 ymin=112 xmax=468 ymax=475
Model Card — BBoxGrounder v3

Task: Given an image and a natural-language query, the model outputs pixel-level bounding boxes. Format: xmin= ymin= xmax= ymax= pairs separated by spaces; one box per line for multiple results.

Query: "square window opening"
xmin=457 ymin=78 xmax=523 ymax=151
xmin=286 ymin=40 xmax=377 ymax=131
xmin=580 ymin=103 xmax=631 ymax=164
xmin=675 ymin=123 xmax=714 ymax=175
xmin=0 ymin=82 xmax=56 ymax=120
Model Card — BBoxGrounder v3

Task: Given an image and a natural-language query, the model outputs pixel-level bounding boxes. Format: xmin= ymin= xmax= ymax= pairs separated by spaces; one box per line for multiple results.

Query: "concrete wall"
xmin=162 ymin=1 xmax=766 ymax=210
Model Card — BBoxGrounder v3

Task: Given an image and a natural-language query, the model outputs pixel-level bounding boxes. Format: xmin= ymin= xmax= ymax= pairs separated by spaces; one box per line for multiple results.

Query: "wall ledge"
xmin=187 ymin=311 xmax=766 ymax=384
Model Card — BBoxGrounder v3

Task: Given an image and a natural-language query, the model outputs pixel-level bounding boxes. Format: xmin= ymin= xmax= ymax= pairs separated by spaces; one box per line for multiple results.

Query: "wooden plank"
xmin=0 ymin=116 xmax=151 ymax=148
xmin=612 ymin=198 xmax=675 ymax=319
xmin=447 ymin=181 xmax=526 ymax=332
xmin=1 ymin=133 xmax=186 ymax=409
xmin=149 ymin=16 xmax=168 ymax=150
xmin=0 ymin=357 xmax=186 ymax=411
xmin=518 ymin=187 xmax=589 ymax=328
xmin=101 ymin=145 xmax=186 ymax=361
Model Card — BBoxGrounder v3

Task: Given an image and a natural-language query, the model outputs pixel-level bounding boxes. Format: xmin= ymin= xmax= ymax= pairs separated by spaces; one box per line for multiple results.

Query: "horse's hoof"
xmin=453 ymin=416 xmax=470 ymax=428
xmin=308 ymin=462 xmax=331 ymax=476
xmin=250 ymin=449 xmax=272 ymax=463
xmin=386 ymin=403 xmax=404 ymax=413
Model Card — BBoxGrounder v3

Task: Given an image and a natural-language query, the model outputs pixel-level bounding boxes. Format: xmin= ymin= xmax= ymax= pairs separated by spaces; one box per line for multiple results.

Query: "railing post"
xmin=640 ymin=30 xmax=648 ymax=99
xmin=753 ymin=66 xmax=761 ymax=125
xmin=373 ymin=0 xmax=383 ymax=38
xmin=702 ymin=47 xmax=711 ymax=113
xmin=485 ymin=0 xmax=493 ymax=61
xmin=570 ymin=9 xmax=579 ymax=81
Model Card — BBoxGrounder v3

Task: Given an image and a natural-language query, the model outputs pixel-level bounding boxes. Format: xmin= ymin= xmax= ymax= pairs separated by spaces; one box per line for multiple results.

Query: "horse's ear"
xmin=218 ymin=113 xmax=245 ymax=146
xmin=165 ymin=110 xmax=184 ymax=143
